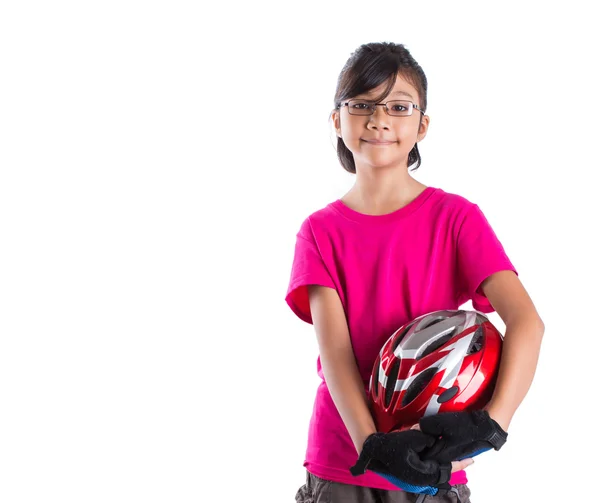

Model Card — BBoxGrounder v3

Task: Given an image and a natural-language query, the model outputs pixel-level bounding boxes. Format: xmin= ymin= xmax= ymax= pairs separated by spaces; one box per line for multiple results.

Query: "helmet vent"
xmin=419 ymin=316 xmax=445 ymax=330
xmin=384 ymin=360 xmax=401 ymax=408
xmin=467 ymin=326 xmax=484 ymax=355
xmin=392 ymin=325 xmax=412 ymax=353
xmin=418 ymin=329 xmax=456 ymax=360
xmin=372 ymin=358 xmax=380 ymax=399
xmin=401 ymin=368 xmax=438 ymax=407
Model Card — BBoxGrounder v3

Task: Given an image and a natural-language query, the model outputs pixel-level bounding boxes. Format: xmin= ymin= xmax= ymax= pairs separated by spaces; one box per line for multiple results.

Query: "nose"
xmin=367 ymin=105 xmax=390 ymax=129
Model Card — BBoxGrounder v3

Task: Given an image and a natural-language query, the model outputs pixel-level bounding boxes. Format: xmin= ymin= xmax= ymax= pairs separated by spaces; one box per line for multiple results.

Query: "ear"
xmin=331 ymin=109 xmax=342 ymax=138
xmin=416 ymin=114 xmax=430 ymax=142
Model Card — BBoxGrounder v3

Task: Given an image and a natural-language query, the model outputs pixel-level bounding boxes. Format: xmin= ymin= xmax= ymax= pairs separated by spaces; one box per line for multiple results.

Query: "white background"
xmin=1 ymin=1 xmax=598 ymax=502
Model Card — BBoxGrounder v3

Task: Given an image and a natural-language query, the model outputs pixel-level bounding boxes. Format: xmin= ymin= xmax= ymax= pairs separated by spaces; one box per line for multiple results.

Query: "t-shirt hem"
xmin=470 ymin=266 xmax=519 ymax=313
xmin=285 ymin=274 xmax=337 ymax=325
xmin=304 ymin=461 xmax=468 ymax=491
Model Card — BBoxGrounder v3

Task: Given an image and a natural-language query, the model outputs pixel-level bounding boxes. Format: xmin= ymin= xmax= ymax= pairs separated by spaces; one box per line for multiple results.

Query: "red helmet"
xmin=368 ymin=309 xmax=502 ymax=433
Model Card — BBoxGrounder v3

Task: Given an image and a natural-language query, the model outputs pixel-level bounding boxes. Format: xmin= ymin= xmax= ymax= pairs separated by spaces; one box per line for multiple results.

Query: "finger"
xmin=350 ymin=441 xmax=379 ymax=476
xmin=451 ymin=458 xmax=474 ymax=473
xmin=388 ymin=429 xmax=433 ymax=451
xmin=406 ymin=450 xmax=440 ymax=474
xmin=410 ymin=423 xmax=421 ymax=431
xmin=403 ymin=429 xmax=435 ymax=450
xmin=420 ymin=413 xmax=460 ymax=435
xmin=349 ymin=452 xmax=370 ymax=476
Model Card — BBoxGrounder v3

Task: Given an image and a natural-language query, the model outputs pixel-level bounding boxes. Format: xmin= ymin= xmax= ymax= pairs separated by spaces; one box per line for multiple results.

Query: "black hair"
xmin=332 ymin=42 xmax=428 ymax=173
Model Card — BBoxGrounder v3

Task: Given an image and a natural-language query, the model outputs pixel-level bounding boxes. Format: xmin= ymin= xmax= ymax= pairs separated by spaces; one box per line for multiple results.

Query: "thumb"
xmin=400 ymin=429 xmax=435 ymax=451
xmin=451 ymin=458 xmax=474 ymax=473
xmin=349 ymin=451 xmax=370 ymax=476
xmin=350 ymin=437 xmax=380 ymax=476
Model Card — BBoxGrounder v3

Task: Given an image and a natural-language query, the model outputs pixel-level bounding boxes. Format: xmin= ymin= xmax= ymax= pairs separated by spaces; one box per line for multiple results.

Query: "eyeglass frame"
xmin=337 ymin=99 xmax=425 ymax=117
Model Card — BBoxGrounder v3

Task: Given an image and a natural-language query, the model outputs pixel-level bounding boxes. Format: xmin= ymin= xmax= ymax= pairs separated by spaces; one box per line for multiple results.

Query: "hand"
xmin=350 ymin=429 xmax=458 ymax=495
xmin=418 ymin=410 xmax=508 ymax=464
xmin=411 ymin=424 xmax=475 ymax=474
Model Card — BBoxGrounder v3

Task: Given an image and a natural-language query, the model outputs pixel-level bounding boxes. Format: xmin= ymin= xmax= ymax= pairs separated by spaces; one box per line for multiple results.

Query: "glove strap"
xmin=487 ymin=427 xmax=508 ymax=450
xmin=437 ymin=463 xmax=452 ymax=485
xmin=479 ymin=410 xmax=509 ymax=450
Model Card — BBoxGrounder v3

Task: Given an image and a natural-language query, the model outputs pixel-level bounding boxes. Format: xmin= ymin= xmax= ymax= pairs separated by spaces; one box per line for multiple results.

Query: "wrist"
xmin=355 ymin=428 xmax=378 ymax=454
xmin=482 ymin=404 xmax=511 ymax=431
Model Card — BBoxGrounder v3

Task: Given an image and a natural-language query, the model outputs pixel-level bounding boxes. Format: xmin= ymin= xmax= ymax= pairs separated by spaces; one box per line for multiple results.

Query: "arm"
xmin=309 ymin=284 xmax=474 ymax=490
xmin=308 ymin=284 xmax=376 ymax=453
xmin=480 ymin=270 xmax=545 ymax=430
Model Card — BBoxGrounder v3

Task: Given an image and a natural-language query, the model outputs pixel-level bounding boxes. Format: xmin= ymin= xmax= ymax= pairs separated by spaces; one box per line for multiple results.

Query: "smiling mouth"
xmin=363 ymin=140 xmax=395 ymax=145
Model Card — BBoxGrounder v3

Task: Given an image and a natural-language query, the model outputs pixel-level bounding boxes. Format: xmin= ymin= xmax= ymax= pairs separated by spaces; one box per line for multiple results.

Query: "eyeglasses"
xmin=338 ymin=99 xmax=424 ymax=117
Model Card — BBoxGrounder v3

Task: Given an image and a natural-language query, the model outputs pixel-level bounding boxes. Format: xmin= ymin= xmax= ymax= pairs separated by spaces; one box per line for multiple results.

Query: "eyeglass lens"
xmin=347 ymin=100 xmax=414 ymax=116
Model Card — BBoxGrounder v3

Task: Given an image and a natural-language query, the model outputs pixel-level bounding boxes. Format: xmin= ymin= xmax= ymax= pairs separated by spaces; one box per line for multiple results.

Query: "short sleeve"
xmin=285 ymin=218 xmax=336 ymax=324
xmin=456 ymin=204 xmax=518 ymax=313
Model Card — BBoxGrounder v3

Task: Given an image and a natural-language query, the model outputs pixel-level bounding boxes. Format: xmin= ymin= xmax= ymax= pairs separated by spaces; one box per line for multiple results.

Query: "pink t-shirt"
xmin=285 ymin=186 xmax=517 ymax=491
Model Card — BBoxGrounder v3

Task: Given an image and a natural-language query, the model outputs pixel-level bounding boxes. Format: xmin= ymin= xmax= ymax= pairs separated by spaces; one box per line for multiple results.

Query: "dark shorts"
xmin=295 ymin=471 xmax=472 ymax=503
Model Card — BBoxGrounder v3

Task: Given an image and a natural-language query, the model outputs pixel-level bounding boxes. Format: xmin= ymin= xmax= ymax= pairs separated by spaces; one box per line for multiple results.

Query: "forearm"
xmin=485 ymin=316 xmax=545 ymax=430
xmin=320 ymin=345 xmax=377 ymax=454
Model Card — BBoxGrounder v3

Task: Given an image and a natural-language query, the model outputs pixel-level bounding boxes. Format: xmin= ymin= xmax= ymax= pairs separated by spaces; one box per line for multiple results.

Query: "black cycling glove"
xmin=420 ymin=410 xmax=508 ymax=463
xmin=350 ymin=429 xmax=452 ymax=494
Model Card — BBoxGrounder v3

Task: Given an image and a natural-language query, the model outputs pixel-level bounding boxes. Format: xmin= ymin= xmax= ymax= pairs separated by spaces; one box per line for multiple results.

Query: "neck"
xmin=343 ymin=164 xmax=426 ymax=215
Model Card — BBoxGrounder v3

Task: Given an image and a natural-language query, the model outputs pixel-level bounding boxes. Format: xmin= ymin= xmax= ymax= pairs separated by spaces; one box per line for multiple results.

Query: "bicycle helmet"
xmin=368 ymin=309 xmax=503 ymax=433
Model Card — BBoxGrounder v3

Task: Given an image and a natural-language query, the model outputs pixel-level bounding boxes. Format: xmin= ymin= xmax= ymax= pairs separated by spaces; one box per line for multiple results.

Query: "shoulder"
xmin=295 ymin=201 xmax=342 ymax=241
xmin=431 ymin=187 xmax=477 ymax=213
xmin=424 ymin=187 xmax=480 ymax=233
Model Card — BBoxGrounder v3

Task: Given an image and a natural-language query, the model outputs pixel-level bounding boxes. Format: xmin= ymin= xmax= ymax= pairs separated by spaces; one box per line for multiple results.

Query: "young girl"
xmin=285 ymin=42 xmax=544 ymax=503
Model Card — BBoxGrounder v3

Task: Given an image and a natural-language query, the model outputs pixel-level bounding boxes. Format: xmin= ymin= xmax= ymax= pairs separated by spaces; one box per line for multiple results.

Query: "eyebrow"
xmin=358 ymin=90 xmax=414 ymax=100
xmin=392 ymin=90 xmax=414 ymax=99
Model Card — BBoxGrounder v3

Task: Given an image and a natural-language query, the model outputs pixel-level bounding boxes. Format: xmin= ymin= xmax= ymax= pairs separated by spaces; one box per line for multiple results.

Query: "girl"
xmin=285 ymin=42 xmax=544 ymax=503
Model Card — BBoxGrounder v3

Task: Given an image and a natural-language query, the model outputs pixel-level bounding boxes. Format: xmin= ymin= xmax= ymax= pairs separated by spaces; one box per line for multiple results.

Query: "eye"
xmin=352 ymin=101 xmax=370 ymax=109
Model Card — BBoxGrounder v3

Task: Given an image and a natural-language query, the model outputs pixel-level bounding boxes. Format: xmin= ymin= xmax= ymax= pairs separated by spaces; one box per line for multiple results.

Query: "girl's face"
xmin=332 ymin=73 xmax=430 ymax=172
